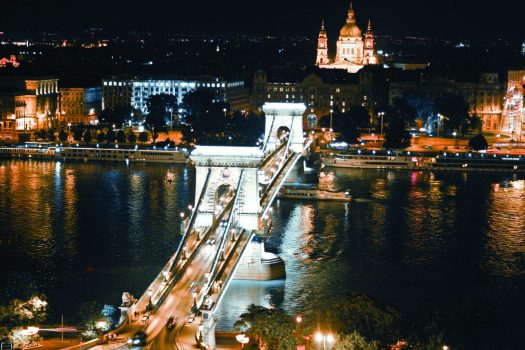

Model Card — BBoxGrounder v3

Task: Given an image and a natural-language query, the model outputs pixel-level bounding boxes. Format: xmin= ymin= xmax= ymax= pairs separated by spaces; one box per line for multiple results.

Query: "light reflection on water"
xmin=1 ymin=160 xmax=525 ymax=346
xmin=215 ymin=168 xmax=525 ymax=337
xmin=0 ymin=160 xmax=192 ymax=322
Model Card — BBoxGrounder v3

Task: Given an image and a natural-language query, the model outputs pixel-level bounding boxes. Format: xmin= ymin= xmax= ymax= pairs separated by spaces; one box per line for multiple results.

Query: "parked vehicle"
xmin=127 ymin=331 xmax=147 ymax=346
xmin=166 ymin=316 xmax=178 ymax=329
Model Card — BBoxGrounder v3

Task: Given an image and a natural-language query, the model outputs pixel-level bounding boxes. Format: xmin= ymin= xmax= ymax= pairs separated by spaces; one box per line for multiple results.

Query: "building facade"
xmin=389 ymin=73 xmax=505 ymax=131
xmin=60 ymin=87 xmax=102 ymax=125
xmin=252 ymin=68 xmax=385 ymax=128
xmin=502 ymin=69 xmax=525 ymax=140
xmin=316 ymin=4 xmax=377 ymax=74
xmin=102 ymin=76 xmax=250 ymax=114
xmin=0 ymin=77 xmax=59 ymax=132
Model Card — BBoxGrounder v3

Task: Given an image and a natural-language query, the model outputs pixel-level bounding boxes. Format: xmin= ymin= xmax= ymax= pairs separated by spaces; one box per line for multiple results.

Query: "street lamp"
xmin=315 ymin=332 xmax=334 ymax=350
xmin=329 ymin=109 xmax=333 ymax=130
xmin=236 ymin=334 xmax=249 ymax=349
xmin=147 ymin=289 xmax=153 ymax=311
xmin=378 ymin=112 xmax=385 ymax=138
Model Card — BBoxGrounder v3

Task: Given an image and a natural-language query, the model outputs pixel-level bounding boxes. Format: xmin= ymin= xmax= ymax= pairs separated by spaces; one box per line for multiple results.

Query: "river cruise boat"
xmin=0 ymin=146 xmax=55 ymax=159
xmin=321 ymin=153 xmax=424 ymax=169
xmin=321 ymin=152 xmax=525 ymax=172
xmin=278 ymin=184 xmax=352 ymax=202
xmin=55 ymin=146 xmax=189 ymax=163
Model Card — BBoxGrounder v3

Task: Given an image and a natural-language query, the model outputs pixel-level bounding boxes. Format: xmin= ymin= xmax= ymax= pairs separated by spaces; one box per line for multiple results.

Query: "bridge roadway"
xmin=106 ymin=140 xmax=309 ymax=350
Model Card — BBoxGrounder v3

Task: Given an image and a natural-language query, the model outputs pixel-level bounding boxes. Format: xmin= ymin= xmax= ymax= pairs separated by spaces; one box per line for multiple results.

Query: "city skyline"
xmin=2 ymin=0 xmax=525 ymax=41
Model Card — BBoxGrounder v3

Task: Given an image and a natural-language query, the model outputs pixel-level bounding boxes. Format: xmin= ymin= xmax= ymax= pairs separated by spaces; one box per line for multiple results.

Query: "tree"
xmin=0 ymin=295 xmax=48 ymax=347
xmin=116 ymin=130 xmax=126 ymax=143
xmin=138 ymin=131 xmax=149 ymax=143
xmin=382 ymin=108 xmax=411 ymax=149
xmin=391 ymin=97 xmax=417 ymax=125
xmin=96 ymin=131 xmax=106 ymax=142
xmin=332 ymin=107 xmax=370 ymax=144
xmin=99 ymin=106 xmax=132 ymax=126
xmin=333 ymin=332 xmax=379 ymax=350
xmin=235 ymin=304 xmax=296 ymax=350
xmin=461 ymin=116 xmax=482 ymax=136
xmin=127 ymin=131 xmax=137 ymax=143
xmin=435 ymin=93 xmax=469 ymax=134
xmin=46 ymin=129 xmax=56 ymax=141
xmin=468 ymin=134 xmax=488 ymax=151
xmin=73 ymin=126 xmax=83 ymax=142
xmin=78 ymin=301 xmax=115 ymax=340
xmin=106 ymin=130 xmax=116 ymax=143
xmin=182 ymin=89 xmax=228 ymax=144
xmin=318 ymin=115 xmax=331 ymax=128
xmin=84 ymin=130 xmax=93 ymax=143
xmin=17 ymin=133 xmax=30 ymax=145
xmin=146 ymin=94 xmax=178 ymax=131
xmin=402 ymin=94 xmax=436 ymax=130
xmin=59 ymin=130 xmax=68 ymax=142
xmin=321 ymin=295 xmax=401 ymax=345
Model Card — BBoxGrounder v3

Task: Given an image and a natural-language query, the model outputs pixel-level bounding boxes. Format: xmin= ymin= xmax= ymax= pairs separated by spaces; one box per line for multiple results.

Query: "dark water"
xmin=1 ymin=160 xmax=525 ymax=348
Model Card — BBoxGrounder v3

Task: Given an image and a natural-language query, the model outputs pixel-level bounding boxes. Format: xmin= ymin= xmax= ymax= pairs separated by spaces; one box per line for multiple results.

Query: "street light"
xmin=147 ymin=289 xmax=153 ymax=311
xmin=378 ymin=112 xmax=385 ymax=138
xmin=236 ymin=334 xmax=249 ymax=349
xmin=452 ymin=131 xmax=457 ymax=149
xmin=315 ymin=332 xmax=334 ymax=350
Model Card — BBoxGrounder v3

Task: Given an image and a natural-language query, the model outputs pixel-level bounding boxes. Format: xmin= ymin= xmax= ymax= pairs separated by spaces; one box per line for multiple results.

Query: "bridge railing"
xmin=172 ymin=168 xmax=212 ymax=267
xmin=133 ymin=169 xmax=211 ymax=311
xmin=262 ymin=114 xmax=276 ymax=154
xmin=260 ymin=152 xmax=302 ymax=216
xmin=259 ymin=141 xmax=286 ymax=171
xmin=207 ymin=170 xmax=245 ymax=286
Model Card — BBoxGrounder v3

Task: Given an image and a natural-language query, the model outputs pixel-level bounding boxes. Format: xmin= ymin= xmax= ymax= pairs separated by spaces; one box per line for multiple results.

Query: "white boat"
xmin=54 ymin=146 xmax=189 ymax=164
xmin=321 ymin=153 xmax=423 ymax=169
xmin=278 ymin=184 xmax=352 ymax=202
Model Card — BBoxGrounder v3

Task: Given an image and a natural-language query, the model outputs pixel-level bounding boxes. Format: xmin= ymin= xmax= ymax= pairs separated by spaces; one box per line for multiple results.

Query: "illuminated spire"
xmin=346 ymin=3 xmax=355 ymax=23
xmin=321 ymin=19 xmax=325 ymax=31
xmin=367 ymin=19 xmax=372 ymax=32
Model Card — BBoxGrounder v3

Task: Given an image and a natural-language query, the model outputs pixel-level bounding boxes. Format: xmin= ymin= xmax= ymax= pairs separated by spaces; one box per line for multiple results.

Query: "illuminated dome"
xmin=339 ymin=3 xmax=362 ymax=38
xmin=339 ymin=23 xmax=361 ymax=38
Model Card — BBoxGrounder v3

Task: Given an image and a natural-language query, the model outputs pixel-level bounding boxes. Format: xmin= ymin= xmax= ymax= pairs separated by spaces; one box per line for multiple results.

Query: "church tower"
xmin=363 ymin=19 xmax=377 ymax=64
xmin=316 ymin=20 xmax=329 ymax=66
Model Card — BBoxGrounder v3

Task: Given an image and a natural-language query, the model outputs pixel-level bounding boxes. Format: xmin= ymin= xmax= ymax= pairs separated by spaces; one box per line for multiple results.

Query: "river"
xmin=1 ymin=159 xmax=524 ymax=349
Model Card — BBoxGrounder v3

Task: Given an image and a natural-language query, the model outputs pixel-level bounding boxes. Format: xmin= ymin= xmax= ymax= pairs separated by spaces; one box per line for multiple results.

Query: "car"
xmin=424 ymin=145 xmax=433 ymax=150
xmin=127 ymin=331 xmax=147 ymax=347
xmin=166 ymin=316 xmax=178 ymax=330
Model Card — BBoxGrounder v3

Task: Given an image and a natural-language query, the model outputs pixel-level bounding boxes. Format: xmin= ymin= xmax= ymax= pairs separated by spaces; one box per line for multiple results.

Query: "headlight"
xmin=133 ymin=340 xmax=140 ymax=344
xmin=127 ymin=339 xmax=132 ymax=344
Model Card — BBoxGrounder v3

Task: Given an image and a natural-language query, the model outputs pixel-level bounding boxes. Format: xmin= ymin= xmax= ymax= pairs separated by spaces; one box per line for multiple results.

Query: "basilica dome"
xmin=339 ymin=22 xmax=361 ymax=38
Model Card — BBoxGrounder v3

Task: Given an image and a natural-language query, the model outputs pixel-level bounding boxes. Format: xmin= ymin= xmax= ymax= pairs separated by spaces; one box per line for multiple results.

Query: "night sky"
xmin=2 ymin=0 xmax=525 ymax=40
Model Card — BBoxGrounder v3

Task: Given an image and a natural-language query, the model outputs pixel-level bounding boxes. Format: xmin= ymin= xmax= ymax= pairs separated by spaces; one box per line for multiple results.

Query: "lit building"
xmin=0 ymin=94 xmax=17 ymax=140
xmin=102 ymin=76 xmax=250 ymax=114
xmin=389 ymin=73 xmax=505 ymax=131
xmin=316 ymin=3 xmax=377 ymax=74
xmin=22 ymin=79 xmax=60 ymax=131
xmin=60 ymin=87 xmax=102 ymax=125
xmin=502 ymin=69 xmax=525 ymax=140
xmin=0 ymin=77 xmax=59 ymax=131
xmin=252 ymin=67 xmax=385 ymax=127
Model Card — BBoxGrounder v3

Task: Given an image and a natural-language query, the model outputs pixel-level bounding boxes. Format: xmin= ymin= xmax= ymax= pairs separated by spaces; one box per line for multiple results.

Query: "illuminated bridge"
xmin=105 ymin=103 xmax=311 ymax=350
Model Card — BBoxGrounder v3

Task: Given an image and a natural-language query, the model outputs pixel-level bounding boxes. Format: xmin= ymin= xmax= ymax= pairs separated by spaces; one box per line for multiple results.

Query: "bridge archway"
xmin=263 ymin=102 xmax=306 ymax=153
xmin=191 ymin=146 xmax=265 ymax=230
xmin=276 ymin=126 xmax=290 ymax=144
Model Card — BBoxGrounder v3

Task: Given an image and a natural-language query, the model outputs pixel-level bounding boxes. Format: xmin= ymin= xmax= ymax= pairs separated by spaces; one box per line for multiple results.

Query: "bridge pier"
xmin=234 ymin=237 xmax=285 ymax=280
xmin=200 ymin=309 xmax=216 ymax=350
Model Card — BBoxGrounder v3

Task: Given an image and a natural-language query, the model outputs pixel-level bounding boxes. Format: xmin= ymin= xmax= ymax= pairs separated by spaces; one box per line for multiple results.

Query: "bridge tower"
xmin=263 ymin=102 xmax=306 ymax=153
xmin=191 ymin=146 xmax=264 ymax=230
